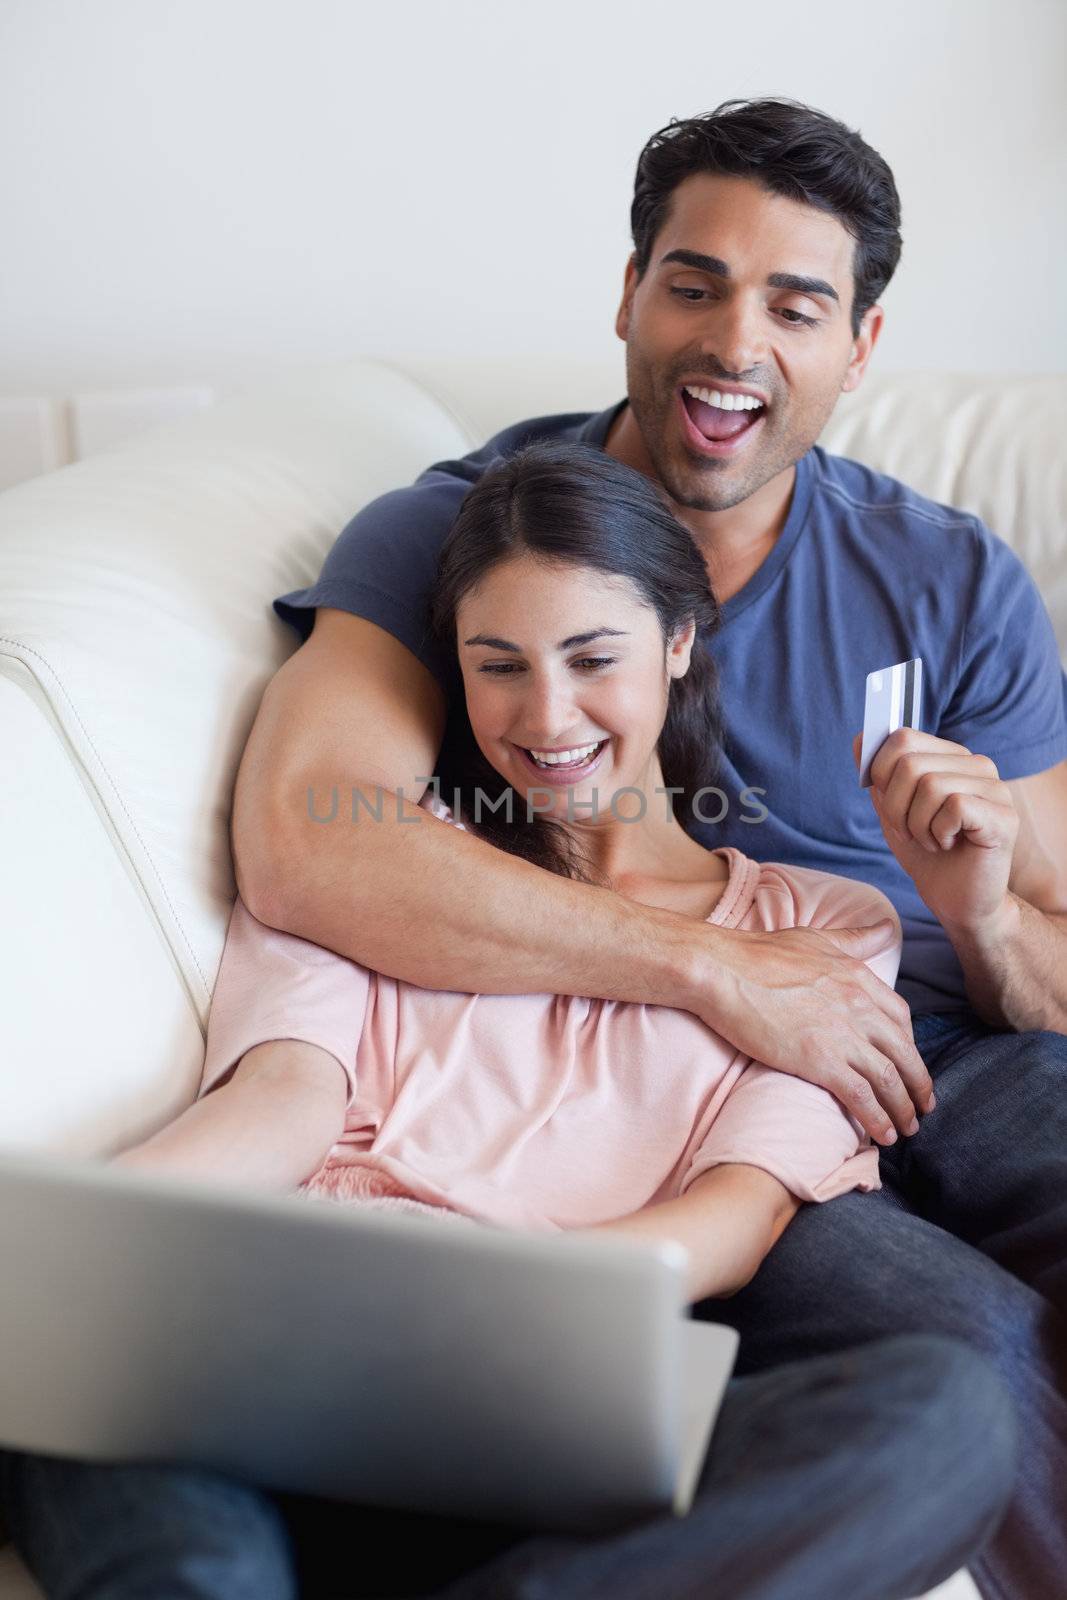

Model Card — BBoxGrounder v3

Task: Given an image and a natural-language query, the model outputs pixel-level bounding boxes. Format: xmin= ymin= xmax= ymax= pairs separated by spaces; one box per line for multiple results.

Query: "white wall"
xmin=1 ymin=0 xmax=1065 ymax=404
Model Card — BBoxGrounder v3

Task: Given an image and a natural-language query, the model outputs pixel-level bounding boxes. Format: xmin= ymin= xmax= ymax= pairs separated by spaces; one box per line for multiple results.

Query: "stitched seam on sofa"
xmin=0 ymin=635 xmax=210 ymax=1000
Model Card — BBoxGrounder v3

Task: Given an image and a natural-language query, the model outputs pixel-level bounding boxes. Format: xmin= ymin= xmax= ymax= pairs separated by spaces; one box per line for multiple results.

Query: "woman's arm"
xmin=587 ymin=1164 xmax=801 ymax=1305
xmin=109 ymin=1040 xmax=349 ymax=1193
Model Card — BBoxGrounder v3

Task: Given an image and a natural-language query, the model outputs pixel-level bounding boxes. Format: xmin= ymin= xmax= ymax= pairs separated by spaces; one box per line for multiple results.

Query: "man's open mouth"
xmin=680 ymin=384 xmax=767 ymax=445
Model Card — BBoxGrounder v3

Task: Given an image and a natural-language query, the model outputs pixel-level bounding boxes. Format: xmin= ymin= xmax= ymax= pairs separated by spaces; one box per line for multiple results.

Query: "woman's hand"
xmin=687 ymin=919 xmax=933 ymax=1148
xmin=854 ymin=729 xmax=1020 ymax=935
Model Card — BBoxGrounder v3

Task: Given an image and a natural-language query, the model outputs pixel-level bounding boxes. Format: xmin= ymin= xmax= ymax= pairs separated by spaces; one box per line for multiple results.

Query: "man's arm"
xmin=947 ymin=761 xmax=1067 ymax=1032
xmin=585 ymin=1164 xmax=801 ymax=1304
xmin=858 ymin=732 xmax=1067 ymax=1032
xmin=233 ymin=608 xmax=932 ymax=1144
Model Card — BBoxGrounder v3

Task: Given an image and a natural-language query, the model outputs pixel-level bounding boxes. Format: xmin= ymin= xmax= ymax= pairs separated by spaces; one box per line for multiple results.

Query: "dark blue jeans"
xmin=697 ymin=1011 xmax=1067 ymax=1600
xmin=0 ymin=1334 xmax=1015 ymax=1600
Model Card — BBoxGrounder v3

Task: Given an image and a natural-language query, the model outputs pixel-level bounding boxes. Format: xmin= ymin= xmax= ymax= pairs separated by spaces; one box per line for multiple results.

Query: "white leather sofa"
xmin=1 ymin=356 xmax=1063 ymax=1600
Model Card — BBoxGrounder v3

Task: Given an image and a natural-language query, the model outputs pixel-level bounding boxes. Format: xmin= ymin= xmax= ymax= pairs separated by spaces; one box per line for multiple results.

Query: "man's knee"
xmin=866 ymin=1335 xmax=1019 ymax=1532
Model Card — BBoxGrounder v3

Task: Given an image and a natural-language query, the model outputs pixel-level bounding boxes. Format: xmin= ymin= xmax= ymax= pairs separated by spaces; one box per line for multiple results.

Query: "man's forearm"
xmin=234 ymin=769 xmax=934 ymax=1146
xmin=247 ymin=783 xmax=715 ymax=1013
xmin=944 ymin=896 xmax=1067 ymax=1033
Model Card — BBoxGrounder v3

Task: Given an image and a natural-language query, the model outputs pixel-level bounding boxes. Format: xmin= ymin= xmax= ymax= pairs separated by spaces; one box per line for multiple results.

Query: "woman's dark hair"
xmin=428 ymin=440 xmax=722 ymax=884
xmin=631 ymin=97 xmax=902 ymax=336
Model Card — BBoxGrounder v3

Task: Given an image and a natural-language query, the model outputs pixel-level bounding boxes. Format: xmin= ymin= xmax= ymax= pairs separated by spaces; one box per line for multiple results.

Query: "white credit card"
xmin=859 ymin=658 xmax=923 ymax=787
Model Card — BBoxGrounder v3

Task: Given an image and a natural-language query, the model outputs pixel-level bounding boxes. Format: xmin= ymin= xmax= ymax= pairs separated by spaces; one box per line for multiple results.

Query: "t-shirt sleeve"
xmin=271 ymin=470 xmax=472 ymax=689
xmin=681 ymin=1064 xmax=881 ymax=1202
xmin=937 ymin=524 xmax=1067 ymax=779
xmin=200 ymin=895 xmax=371 ymax=1107
xmin=681 ymin=870 xmax=901 ymax=1202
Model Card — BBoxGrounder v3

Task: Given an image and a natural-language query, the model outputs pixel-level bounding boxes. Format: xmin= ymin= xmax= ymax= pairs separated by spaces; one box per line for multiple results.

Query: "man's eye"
xmin=777 ymin=308 xmax=818 ymax=326
xmin=669 ymin=287 xmax=709 ymax=303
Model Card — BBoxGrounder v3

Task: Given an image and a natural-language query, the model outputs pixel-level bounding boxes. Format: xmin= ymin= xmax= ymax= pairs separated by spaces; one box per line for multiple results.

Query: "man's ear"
xmin=615 ymin=255 xmax=640 ymax=342
xmin=667 ymin=618 xmax=698 ymax=678
xmin=841 ymin=304 xmax=884 ymax=394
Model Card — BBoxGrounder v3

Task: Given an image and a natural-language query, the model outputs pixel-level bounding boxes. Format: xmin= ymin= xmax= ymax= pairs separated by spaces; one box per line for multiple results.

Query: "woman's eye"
xmin=479 ymin=658 xmax=614 ymax=675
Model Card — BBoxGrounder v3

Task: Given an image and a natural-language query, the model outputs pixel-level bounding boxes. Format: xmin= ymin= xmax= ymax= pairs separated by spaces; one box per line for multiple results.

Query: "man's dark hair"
xmin=631 ymin=97 xmax=903 ymax=336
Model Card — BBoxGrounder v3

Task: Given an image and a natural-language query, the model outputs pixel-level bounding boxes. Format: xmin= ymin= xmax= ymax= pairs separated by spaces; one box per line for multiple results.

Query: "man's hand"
xmin=690 ymin=919 xmax=933 ymax=1147
xmin=853 ymin=729 xmax=1020 ymax=935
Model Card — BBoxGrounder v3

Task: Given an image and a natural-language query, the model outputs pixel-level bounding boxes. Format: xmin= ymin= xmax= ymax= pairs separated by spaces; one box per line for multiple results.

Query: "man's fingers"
xmin=867 ymin=731 xmax=975 ymax=792
xmin=855 ymin=1028 xmax=934 ymax=1130
xmin=850 ymin=976 xmax=935 ymax=1119
xmin=929 ymin=794 xmax=1018 ymax=852
xmin=818 ymin=1061 xmax=901 ymax=1146
xmin=810 ymin=925 xmax=935 ymax=1127
xmin=819 ymin=1047 xmax=931 ymax=1146
xmin=897 ymin=773 xmax=1008 ymax=849
xmin=829 ymin=943 xmax=932 ymax=1099
xmin=853 ymin=1050 xmax=916 ymax=1141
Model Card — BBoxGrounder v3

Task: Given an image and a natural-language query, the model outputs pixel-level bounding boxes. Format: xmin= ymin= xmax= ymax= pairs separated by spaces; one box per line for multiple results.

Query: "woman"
xmin=118 ymin=438 xmax=896 ymax=1296
xmin=0 ymin=442 xmax=1015 ymax=1599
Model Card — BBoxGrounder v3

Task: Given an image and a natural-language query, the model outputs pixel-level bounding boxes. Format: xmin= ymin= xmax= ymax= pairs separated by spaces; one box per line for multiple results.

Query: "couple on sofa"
xmin=3 ymin=96 xmax=1066 ymax=1600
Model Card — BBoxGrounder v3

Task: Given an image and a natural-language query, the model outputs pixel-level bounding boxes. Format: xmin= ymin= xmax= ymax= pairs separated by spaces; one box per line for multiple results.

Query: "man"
xmin=229 ymin=99 xmax=1066 ymax=1595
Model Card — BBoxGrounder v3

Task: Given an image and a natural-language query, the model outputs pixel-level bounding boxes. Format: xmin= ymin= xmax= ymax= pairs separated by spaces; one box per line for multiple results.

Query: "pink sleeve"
xmin=682 ymin=1065 xmax=881 ymax=1201
xmin=200 ymin=895 xmax=370 ymax=1107
xmin=682 ymin=870 xmax=902 ymax=1202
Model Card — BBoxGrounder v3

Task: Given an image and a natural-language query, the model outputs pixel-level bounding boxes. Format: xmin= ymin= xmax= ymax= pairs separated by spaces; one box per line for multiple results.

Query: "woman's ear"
xmin=666 ymin=618 xmax=697 ymax=679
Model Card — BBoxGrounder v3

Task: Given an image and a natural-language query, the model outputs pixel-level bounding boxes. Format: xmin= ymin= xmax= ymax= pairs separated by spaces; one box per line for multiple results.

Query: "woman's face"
xmin=454 ymin=554 xmax=695 ymax=822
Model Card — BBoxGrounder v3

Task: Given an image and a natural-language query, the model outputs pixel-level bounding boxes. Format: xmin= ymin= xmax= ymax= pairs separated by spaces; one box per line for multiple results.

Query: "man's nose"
xmin=700 ymin=292 xmax=768 ymax=378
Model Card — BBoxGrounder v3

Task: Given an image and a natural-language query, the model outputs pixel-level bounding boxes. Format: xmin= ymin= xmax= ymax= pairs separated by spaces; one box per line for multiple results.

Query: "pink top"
xmin=200 ymin=798 xmax=901 ymax=1231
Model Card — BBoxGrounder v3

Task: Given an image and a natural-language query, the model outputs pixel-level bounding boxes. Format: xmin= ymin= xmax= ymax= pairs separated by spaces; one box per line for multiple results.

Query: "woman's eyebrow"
xmin=462 ymin=629 xmax=630 ymax=651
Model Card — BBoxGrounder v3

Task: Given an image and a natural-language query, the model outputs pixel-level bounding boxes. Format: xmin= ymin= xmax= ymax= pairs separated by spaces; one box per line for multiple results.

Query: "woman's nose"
xmin=522 ymin=674 xmax=576 ymax=743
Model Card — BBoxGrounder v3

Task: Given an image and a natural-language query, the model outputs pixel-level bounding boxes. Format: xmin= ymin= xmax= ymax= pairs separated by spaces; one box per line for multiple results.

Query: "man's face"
xmin=615 ymin=173 xmax=881 ymax=514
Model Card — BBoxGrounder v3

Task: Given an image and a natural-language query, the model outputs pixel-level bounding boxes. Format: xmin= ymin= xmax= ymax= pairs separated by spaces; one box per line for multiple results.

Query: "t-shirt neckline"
xmin=705 ymin=847 xmax=762 ymax=927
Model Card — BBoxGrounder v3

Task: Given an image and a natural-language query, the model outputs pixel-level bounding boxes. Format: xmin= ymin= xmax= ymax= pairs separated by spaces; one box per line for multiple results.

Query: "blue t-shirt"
xmin=274 ymin=400 xmax=1067 ymax=1017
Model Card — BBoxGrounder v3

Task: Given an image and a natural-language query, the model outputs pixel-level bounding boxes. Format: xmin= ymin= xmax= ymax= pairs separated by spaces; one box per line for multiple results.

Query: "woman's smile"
xmin=511 ymin=738 xmax=611 ymax=785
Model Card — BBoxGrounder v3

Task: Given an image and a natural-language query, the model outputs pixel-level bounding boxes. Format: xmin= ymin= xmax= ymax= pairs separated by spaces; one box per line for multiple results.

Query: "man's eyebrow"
xmin=659 ymin=249 xmax=839 ymax=305
xmin=767 ymin=271 xmax=839 ymax=305
xmin=462 ymin=629 xmax=629 ymax=651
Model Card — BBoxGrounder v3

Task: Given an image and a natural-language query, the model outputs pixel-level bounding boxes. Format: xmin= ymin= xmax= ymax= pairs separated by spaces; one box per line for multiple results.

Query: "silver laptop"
xmin=0 ymin=1147 xmax=738 ymax=1534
